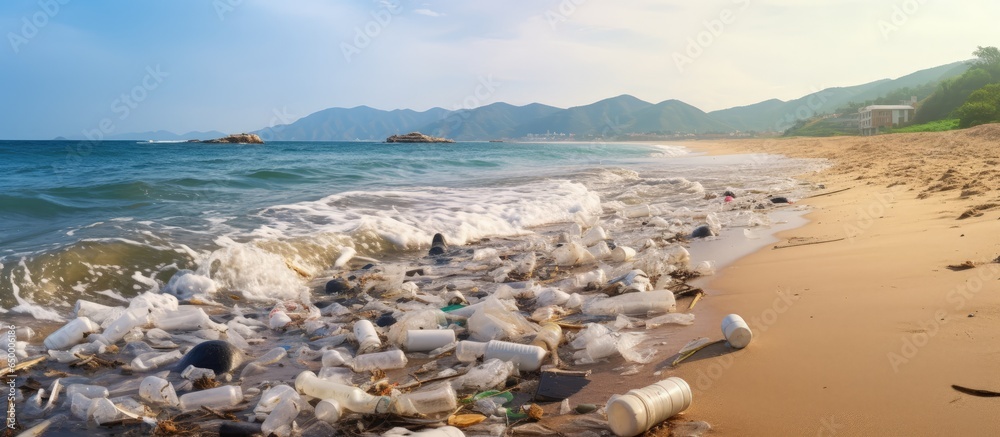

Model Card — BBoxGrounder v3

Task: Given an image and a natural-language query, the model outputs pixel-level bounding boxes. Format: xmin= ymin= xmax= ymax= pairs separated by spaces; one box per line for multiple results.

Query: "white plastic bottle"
xmin=582 ymin=290 xmax=676 ymax=316
xmin=294 ymin=371 xmax=391 ymax=414
xmin=530 ymin=322 xmax=563 ymax=352
xmin=96 ymin=309 xmax=146 ymax=345
xmin=354 ymin=320 xmax=381 ymax=354
xmin=322 ymin=349 xmax=351 ymax=367
xmin=721 ymin=314 xmax=752 ymax=349
xmin=139 ymin=376 xmax=179 ymax=406
xmin=456 ymin=340 xmax=546 ymax=372
xmin=43 ymin=317 xmax=100 ymax=351
xmin=178 ymin=385 xmax=243 ymax=411
xmin=350 ymin=349 xmax=407 ymax=372
xmin=131 ymin=350 xmax=183 ymax=372
xmin=606 ymin=377 xmax=692 ymax=437
xmin=261 ymin=397 xmax=299 ymax=437
xmin=455 ymin=340 xmax=487 ymax=362
xmin=391 ymin=384 xmax=457 ymax=416
xmin=65 ymin=384 xmax=109 ymax=399
xmin=315 ymin=399 xmax=342 ymax=423
xmin=405 ymin=329 xmax=456 ymax=352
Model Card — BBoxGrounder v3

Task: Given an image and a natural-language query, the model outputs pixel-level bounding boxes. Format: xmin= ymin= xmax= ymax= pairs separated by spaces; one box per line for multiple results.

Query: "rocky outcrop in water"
xmin=192 ymin=133 xmax=264 ymax=144
xmin=385 ymin=132 xmax=454 ymax=143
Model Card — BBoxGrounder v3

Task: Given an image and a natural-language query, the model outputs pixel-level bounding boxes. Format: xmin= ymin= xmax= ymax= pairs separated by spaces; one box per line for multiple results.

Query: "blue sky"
xmin=0 ymin=0 xmax=996 ymax=139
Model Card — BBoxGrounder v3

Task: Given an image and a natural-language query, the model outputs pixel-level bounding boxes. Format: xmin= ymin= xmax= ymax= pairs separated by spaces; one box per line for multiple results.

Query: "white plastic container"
xmin=269 ymin=310 xmax=292 ymax=329
xmin=139 ymin=376 xmax=179 ymax=406
xmin=455 ymin=340 xmax=487 ymax=362
xmin=353 ymin=320 xmax=381 ymax=354
xmin=70 ymin=393 xmax=96 ymax=420
xmin=583 ymin=290 xmax=676 ymax=316
xmin=178 ymin=385 xmax=243 ymax=411
xmin=43 ymin=317 xmax=100 ymax=351
xmin=350 ymin=349 xmax=407 ymax=372
xmin=391 ymin=384 xmax=457 ymax=416
xmin=405 ymin=329 xmax=456 ymax=352
xmin=97 ymin=309 xmax=146 ymax=345
xmin=624 ymin=204 xmax=651 ymax=218
xmin=65 ymin=384 xmax=108 ymax=399
xmin=254 ymin=347 xmax=288 ymax=365
xmin=153 ymin=308 xmax=218 ymax=331
xmin=321 ymin=350 xmax=351 ymax=367
xmin=72 ymin=300 xmax=119 ymax=324
xmin=315 ymin=399 xmax=342 ymax=423
xmin=606 ymin=377 xmax=692 ymax=437
xmin=611 ymin=246 xmax=637 ymax=263
xmin=582 ymin=225 xmax=608 ymax=246
xmin=294 ymin=371 xmax=391 ymax=414
xmin=385 ymin=426 xmax=466 ymax=437
xmin=530 ymin=323 xmax=563 ymax=352
xmin=131 ymin=350 xmax=183 ymax=372
xmin=181 ymin=365 xmax=216 ymax=381
xmin=87 ymin=398 xmax=122 ymax=425
xmin=457 ymin=340 xmax=547 ymax=372
xmin=261 ymin=397 xmax=299 ymax=437
xmin=721 ymin=314 xmax=752 ymax=349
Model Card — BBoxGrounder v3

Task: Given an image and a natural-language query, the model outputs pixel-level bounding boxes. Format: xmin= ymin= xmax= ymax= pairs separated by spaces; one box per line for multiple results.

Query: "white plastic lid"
xmin=607 ymin=394 xmax=649 ymax=437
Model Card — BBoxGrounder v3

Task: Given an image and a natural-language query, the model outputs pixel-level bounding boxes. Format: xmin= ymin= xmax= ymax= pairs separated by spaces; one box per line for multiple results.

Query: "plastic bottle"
xmin=353 ymin=320 xmax=381 ymax=354
xmin=96 ymin=309 xmax=146 ymax=346
xmin=606 ymin=377 xmax=692 ymax=437
xmin=457 ymin=340 xmax=546 ymax=372
xmin=72 ymin=300 xmax=119 ymax=324
xmin=178 ymin=385 xmax=243 ymax=411
xmin=322 ymin=349 xmax=350 ymax=367
xmin=405 ymin=329 xmax=456 ymax=352
xmin=43 ymin=317 xmax=100 ymax=351
xmin=624 ymin=204 xmax=651 ymax=218
xmin=721 ymin=314 xmax=752 ymax=349
xmin=611 ymin=246 xmax=637 ymax=263
xmin=86 ymin=398 xmax=121 ymax=425
xmin=139 ymin=376 xmax=179 ymax=406
xmin=269 ymin=310 xmax=292 ymax=330
xmin=69 ymin=393 xmax=95 ymax=420
xmin=530 ymin=323 xmax=563 ymax=352
xmin=261 ymin=397 xmax=299 ymax=437
xmin=153 ymin=308 xmax=219 ymax=331
xmin=294 ymin=371 xmax=391 ymax=414
xmin=253 ymin=347 xmax=288 ymax=365
xmin=455 ymin=340 xmax=487 ymax=362
xmin=131 ymin=350 xmax=183 ymax=372
xmin=582 ymin=290 xmax=676 ymax=316
xmin=350 ymin=349 xmax=407 ymax=372
xmin=254 ymin=385 xmax=299 ymax=414
xmin=315 ymin=399 xmax=342 ymax=423
xmin=181 ymin=365 xmax=216 ymax=381
xmin=65 ymin=384 xmax=109 ymax=399
xmin=391 ymin=384 xmax=457 ymax=416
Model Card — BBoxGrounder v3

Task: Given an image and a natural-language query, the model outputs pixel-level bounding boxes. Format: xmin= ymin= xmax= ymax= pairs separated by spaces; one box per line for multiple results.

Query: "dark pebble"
xmin=219 ymin=421 xmax=263 ymax=437
xmin=690 ymin=225 xmax=716 ymax=239
xmin=361 ymin=263 xmax=375 ymax=270
xmin=723 ymin=190 xmax=737 ymax=198
xmin=325 ymin=278 xmax=351 ymax=294
xmin=405 ymin=268 xmax=425 ymax=277
xmin=575 ymin=404 xmax=598 ymax=414
xmin=770 ymin=197 xmax=790 ymax=204
xmin=375 ymin=313 xmax=397 ymax=327
xmin=174 ymin=340 xmax=244 ymax=374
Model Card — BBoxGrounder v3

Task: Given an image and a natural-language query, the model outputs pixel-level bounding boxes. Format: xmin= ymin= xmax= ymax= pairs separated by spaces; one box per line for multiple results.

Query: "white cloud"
xmin=413 ymin=8 xmax=444 ymax=17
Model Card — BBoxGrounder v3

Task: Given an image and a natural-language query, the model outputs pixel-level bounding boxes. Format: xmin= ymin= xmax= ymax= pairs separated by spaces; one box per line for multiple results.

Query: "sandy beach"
xmin=659 ymin=125 xmax=1000 ymax=435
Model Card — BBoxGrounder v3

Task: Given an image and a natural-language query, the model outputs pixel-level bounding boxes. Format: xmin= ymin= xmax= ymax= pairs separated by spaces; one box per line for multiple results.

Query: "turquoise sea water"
xmin=0 ymin=140 xmax=817 ymax=322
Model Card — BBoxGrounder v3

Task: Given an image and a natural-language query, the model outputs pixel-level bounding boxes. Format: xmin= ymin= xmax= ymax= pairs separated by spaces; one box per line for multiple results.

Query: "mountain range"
xmin=106 ymin=61 xmax=969 ymax=141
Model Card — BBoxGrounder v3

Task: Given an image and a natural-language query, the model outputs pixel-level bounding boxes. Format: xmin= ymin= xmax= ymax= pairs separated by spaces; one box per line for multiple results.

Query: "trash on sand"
xmin=534 ymin=369 xmax=591 ymax=401
xmin=672 ymin=338 xmax=726 ymax=367
xmin=721 ymin=314 xmax=752 ymax=349
xmin=606 ymin=377 xmax=692 ymax=437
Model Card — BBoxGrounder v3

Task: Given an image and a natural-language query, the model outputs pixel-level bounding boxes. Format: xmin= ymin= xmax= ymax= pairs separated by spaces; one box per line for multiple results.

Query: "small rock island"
xmin=385 ymin=132 xmax=454 ymax=143
xmin=189 ymin=133 xmax=265 ymax=144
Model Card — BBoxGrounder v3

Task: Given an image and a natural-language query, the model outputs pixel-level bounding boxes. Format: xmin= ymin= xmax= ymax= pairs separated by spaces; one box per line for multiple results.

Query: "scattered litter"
xmin=947 ymin=261 xmax=977 ymax=271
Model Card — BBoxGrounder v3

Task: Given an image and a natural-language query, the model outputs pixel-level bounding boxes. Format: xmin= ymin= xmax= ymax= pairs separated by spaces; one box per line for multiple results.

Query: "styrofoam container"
xmin=405 ymin=329 xmax=456 ymax=352
xmin=721 ymin=314 xmax=752 ymax=349
xmin=607 ymin=377 xmax=692 ymax=437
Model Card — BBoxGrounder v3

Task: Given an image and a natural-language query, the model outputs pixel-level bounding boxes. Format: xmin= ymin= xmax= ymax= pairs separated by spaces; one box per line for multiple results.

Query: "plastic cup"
xmin=405 ymin=329 xmax=456 ymax=352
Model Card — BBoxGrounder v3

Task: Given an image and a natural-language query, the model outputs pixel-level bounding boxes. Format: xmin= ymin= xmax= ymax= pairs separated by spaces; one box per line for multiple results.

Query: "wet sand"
xmin=670 ymin=126 xmax=1000 ymax=435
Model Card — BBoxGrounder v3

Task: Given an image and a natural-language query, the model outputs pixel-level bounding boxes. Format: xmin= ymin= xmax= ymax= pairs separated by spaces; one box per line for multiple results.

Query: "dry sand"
xmin=664 ymin=125 xmax=1000 ymax=436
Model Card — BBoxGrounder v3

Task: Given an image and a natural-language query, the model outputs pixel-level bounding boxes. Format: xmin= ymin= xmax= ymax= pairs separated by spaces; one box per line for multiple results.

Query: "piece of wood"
xmin=805 ymin=187 xmax=852 ymax=199
xmin=672 ymin=339 xmax=726 ymax=367
xmin=773 ymin=238 xmax=846 ymax=250
xmin=688 ymin=291 xmax=705 ymax=310
xmin=0 ymin=356 xmax=46 ymax=378
xmin=952 ymin=384 xmax=1000 ymax=397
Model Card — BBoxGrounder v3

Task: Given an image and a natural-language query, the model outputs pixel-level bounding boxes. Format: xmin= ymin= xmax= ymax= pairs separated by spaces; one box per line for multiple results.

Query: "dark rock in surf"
xmin=191 ymin=133 xmax=264 ymax=144
xmin=174 ymin=340 xmax=245 ymax=374
xmin=385 ymin=132 xmax=454 ymax=143
xmin=690 ymin=225 xmax=716 ymax=239
xmin=723 ymin=190 xmax=737 ymax=198
xmin=325 ymin=278 xmax=352 ymax=295
xmin=770 ymin=197 xmax=791 ymax=204
xmin=429 ymin=233 xmax=447 ymax=256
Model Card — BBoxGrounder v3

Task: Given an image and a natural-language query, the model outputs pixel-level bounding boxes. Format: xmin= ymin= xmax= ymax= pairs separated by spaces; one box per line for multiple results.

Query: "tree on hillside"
xmin=972 ymin=46 xmax=1000 ymax=67
xmin=956 ymin=83 xmax=1000 ymax=128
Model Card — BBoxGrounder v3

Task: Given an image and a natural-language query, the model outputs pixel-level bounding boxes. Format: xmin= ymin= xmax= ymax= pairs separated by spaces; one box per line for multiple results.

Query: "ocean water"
xmin=0 ymin=140 xmax=823 ymax=326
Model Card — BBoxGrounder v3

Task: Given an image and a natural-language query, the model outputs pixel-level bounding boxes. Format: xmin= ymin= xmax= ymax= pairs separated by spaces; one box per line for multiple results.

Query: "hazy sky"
xmin=1 ymin=0 xmax=996 ymax=139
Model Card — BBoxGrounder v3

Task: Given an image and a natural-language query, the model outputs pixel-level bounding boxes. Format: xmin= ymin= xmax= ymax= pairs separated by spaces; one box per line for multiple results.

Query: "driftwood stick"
xmin=672 ymin=339 xmax=726 ymax=367
xmin=0 ymin=355 xmax=46 ymax=377
xmin=952 ymin=384 xmax=1000 ymax=397
xmin=773 ymin=238 xmax=846 ymax=250
xmin=805 ymin=187 xmax=852 ymax=199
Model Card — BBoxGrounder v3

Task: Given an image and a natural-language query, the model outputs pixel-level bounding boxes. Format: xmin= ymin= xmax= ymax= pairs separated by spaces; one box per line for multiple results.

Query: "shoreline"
xmin=669 ymin=128 xmax=1000 ymax=435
